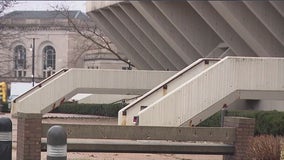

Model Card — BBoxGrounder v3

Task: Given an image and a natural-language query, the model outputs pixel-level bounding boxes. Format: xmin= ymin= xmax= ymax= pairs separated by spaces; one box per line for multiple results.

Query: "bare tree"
xmin=0 ymin=1 xmax=18 ymax=77
xmin=0 ymin=0 xmax=14 ymax=15
xmin=53 ymin=5 xmax=135 ymax=68
xmin=0 ymin=0 xmax=16 ymax=50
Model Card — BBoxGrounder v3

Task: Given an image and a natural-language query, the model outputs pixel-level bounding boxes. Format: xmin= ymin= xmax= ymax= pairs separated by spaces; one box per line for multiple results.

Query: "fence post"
xmin=0 ymin=117 xmax=12 ymax=160
xmin=47 ymin=125 xmax=67 ymax=160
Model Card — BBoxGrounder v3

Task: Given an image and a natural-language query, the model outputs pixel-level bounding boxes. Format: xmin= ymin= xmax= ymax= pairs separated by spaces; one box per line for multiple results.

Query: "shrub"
xmin=246 ymin=135 xmax=281 ymax=160
xmin=198 ymin=111 xmax=221 ymax=127
xmin=51 ymin=103 xmax=126 ymax=117
xmin=198 ymin=110 xmax=284 ymax=136
xmin=198 ymin=110 xmax=257 ymax=127
xmin=254 ymin=111 xmax=284 ymax=136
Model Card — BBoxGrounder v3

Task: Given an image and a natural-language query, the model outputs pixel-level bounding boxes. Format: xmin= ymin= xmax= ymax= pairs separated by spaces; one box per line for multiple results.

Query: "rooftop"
xmin=2 ymin=10 xmax=88 ymax=20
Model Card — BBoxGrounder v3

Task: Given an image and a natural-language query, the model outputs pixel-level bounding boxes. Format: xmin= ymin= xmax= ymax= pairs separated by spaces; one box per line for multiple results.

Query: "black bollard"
xmin=47 ymin=125 xmax=67 ymax=160
xmin=0 ymin=117 xmax=12 ymax=160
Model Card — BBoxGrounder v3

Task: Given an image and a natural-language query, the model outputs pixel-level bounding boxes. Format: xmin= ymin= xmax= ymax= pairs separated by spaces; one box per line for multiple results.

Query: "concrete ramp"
xmin=136 ymin=57 xmax=284 ymax=126
xmin=118 ymin=58 xmax=220 ymax=125
xmin=11 ymin=69 xmax=176 ymax=115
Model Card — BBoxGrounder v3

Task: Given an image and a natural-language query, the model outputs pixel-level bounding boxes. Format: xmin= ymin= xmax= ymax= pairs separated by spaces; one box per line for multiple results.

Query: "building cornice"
xmin=0 ymin=24 xmax=76 ymax=31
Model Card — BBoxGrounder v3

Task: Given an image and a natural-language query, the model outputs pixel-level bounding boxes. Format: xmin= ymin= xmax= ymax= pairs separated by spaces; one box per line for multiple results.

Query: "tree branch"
xmin=53 ymin=5 xmax=135 ymax=68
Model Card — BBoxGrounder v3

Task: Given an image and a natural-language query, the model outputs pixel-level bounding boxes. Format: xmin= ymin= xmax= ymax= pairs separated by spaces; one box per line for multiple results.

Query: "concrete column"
xmin=188 ymin=1 xmax=257 ymax=57
xmin=119 ymin=3 xmax=186 ymax=70
xmin=109 ymin=6 xmax=176 ymax=70
xmin=131 ymin=1 xmax=198 ymax=64
xmin=210 ymin=1 xmax=284 ymax=57
xmin=87 ymin=11 xmax=150 ymax=70
xmin=244 ymin=1 xmax=284 ymax=47
xmin=270 ymin=1 xmax=284 ymax=18
xmin=17 ymin=113 xmax=42 ymax=160
xmin=100 ymin=8 xmax=163 ymax=70
xmin=223 ymin=117 xmax=255 ymax=160
xmin=153 ymin=1 xmax=222 ymax=57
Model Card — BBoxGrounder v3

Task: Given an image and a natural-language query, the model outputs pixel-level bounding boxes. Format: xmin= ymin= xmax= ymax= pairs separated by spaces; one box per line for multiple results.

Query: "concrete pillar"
xmin=87 ymin=11 xmax=150 ymax=70
xmin=244 ymin=1 xmax=284 ymax=47
xmin=153 ymin=1 xmax=222 ymax=57
xmin=210 ymin=1 xmax=284 ymax=57
xmin=188 ymin=1 xmax=257 ymax=57
xmin=270 ymin=1 xmax=284 ymax=18
xmin=100 ymin=8 xmax=163 ymax=70
xmin=109 ymin=5 xmax=176 ymax=70
xmin=119 ymin=3 xmax=187 ymax=70
xmin=131 ymin=1 xmax=198 ymax=64
xmin=17 ymin=113 xmax=42 ymax=160
xmin=223 ymin=117 xmax=255 ymax=160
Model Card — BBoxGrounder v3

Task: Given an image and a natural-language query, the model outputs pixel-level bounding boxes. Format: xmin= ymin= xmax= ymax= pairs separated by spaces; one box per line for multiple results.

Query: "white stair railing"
xmin=137 ymin=57 xmax=284 ymax=126
xmin=118 ymin=58 xmax=220 ymax=125
xmin=11 ymin=69 xmax=176 ymax=116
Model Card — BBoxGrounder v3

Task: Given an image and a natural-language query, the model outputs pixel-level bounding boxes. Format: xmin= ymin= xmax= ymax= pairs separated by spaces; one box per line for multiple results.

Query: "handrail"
xmin=121 ymin=58 xmax=220 ymax=112
xmin=11 ymin=69 xmax=175 ymax=115
xmin=13 ymin=68 xmax=69 ymax=103
xmin=137 ymin=57 xmax=284 ymax=126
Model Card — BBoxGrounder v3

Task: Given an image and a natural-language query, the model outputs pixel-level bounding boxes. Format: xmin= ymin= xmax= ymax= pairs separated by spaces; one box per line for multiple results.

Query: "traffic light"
xmin=0 ymin=82 xmax=7 ymax=103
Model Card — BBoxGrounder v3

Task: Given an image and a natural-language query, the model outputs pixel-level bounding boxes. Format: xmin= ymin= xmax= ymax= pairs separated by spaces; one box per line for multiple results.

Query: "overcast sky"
xmin=5 ymin=1 xmax=86 ymax=13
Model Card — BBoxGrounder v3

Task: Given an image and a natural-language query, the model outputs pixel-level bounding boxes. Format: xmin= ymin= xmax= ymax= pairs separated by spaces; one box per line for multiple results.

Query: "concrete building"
xmin=85 ymin=1 xmax=284 ymax=115
xmin=10 ymin=2 xmax=284 ymax=159
xmin=0 ymin=10 xmax=128 ymax=84
xmin=86 ymin=1 xmax=284 ymax=70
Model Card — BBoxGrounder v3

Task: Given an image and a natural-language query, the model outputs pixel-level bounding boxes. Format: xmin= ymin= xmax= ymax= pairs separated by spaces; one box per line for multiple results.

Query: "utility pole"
xmin=32 ymin=38 xmax=35 ymax=86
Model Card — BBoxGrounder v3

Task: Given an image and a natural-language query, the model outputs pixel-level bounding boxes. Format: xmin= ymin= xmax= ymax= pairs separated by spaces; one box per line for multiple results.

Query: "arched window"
xmin=43 ymin=45 xmax=56 ymax=78
xmin=14 ymin=45 xmax=26 ymax=77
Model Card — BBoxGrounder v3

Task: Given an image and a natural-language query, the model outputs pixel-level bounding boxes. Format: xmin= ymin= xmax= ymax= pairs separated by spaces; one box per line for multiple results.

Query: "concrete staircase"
xmin=124 ymin=57 xmax=284 ymax=126
xmin=11 ymin=69 xmax=176 ymax=115
xmin=118 ymin=58 xmax=220 ymax=125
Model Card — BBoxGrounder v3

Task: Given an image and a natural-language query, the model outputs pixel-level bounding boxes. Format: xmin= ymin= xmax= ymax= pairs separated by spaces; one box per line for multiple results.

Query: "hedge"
xmin=49 ymin=103 xmax=284 ymax=136
xmin=198 ymin=110 xmax=284 ymax=136
xmin=51 ymin=102 xmax=126 ymax=117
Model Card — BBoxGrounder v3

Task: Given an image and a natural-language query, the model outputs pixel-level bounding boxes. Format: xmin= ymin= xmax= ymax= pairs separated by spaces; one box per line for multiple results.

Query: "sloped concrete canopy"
xmin=87 ymin=1 xmax=284 ymax=70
